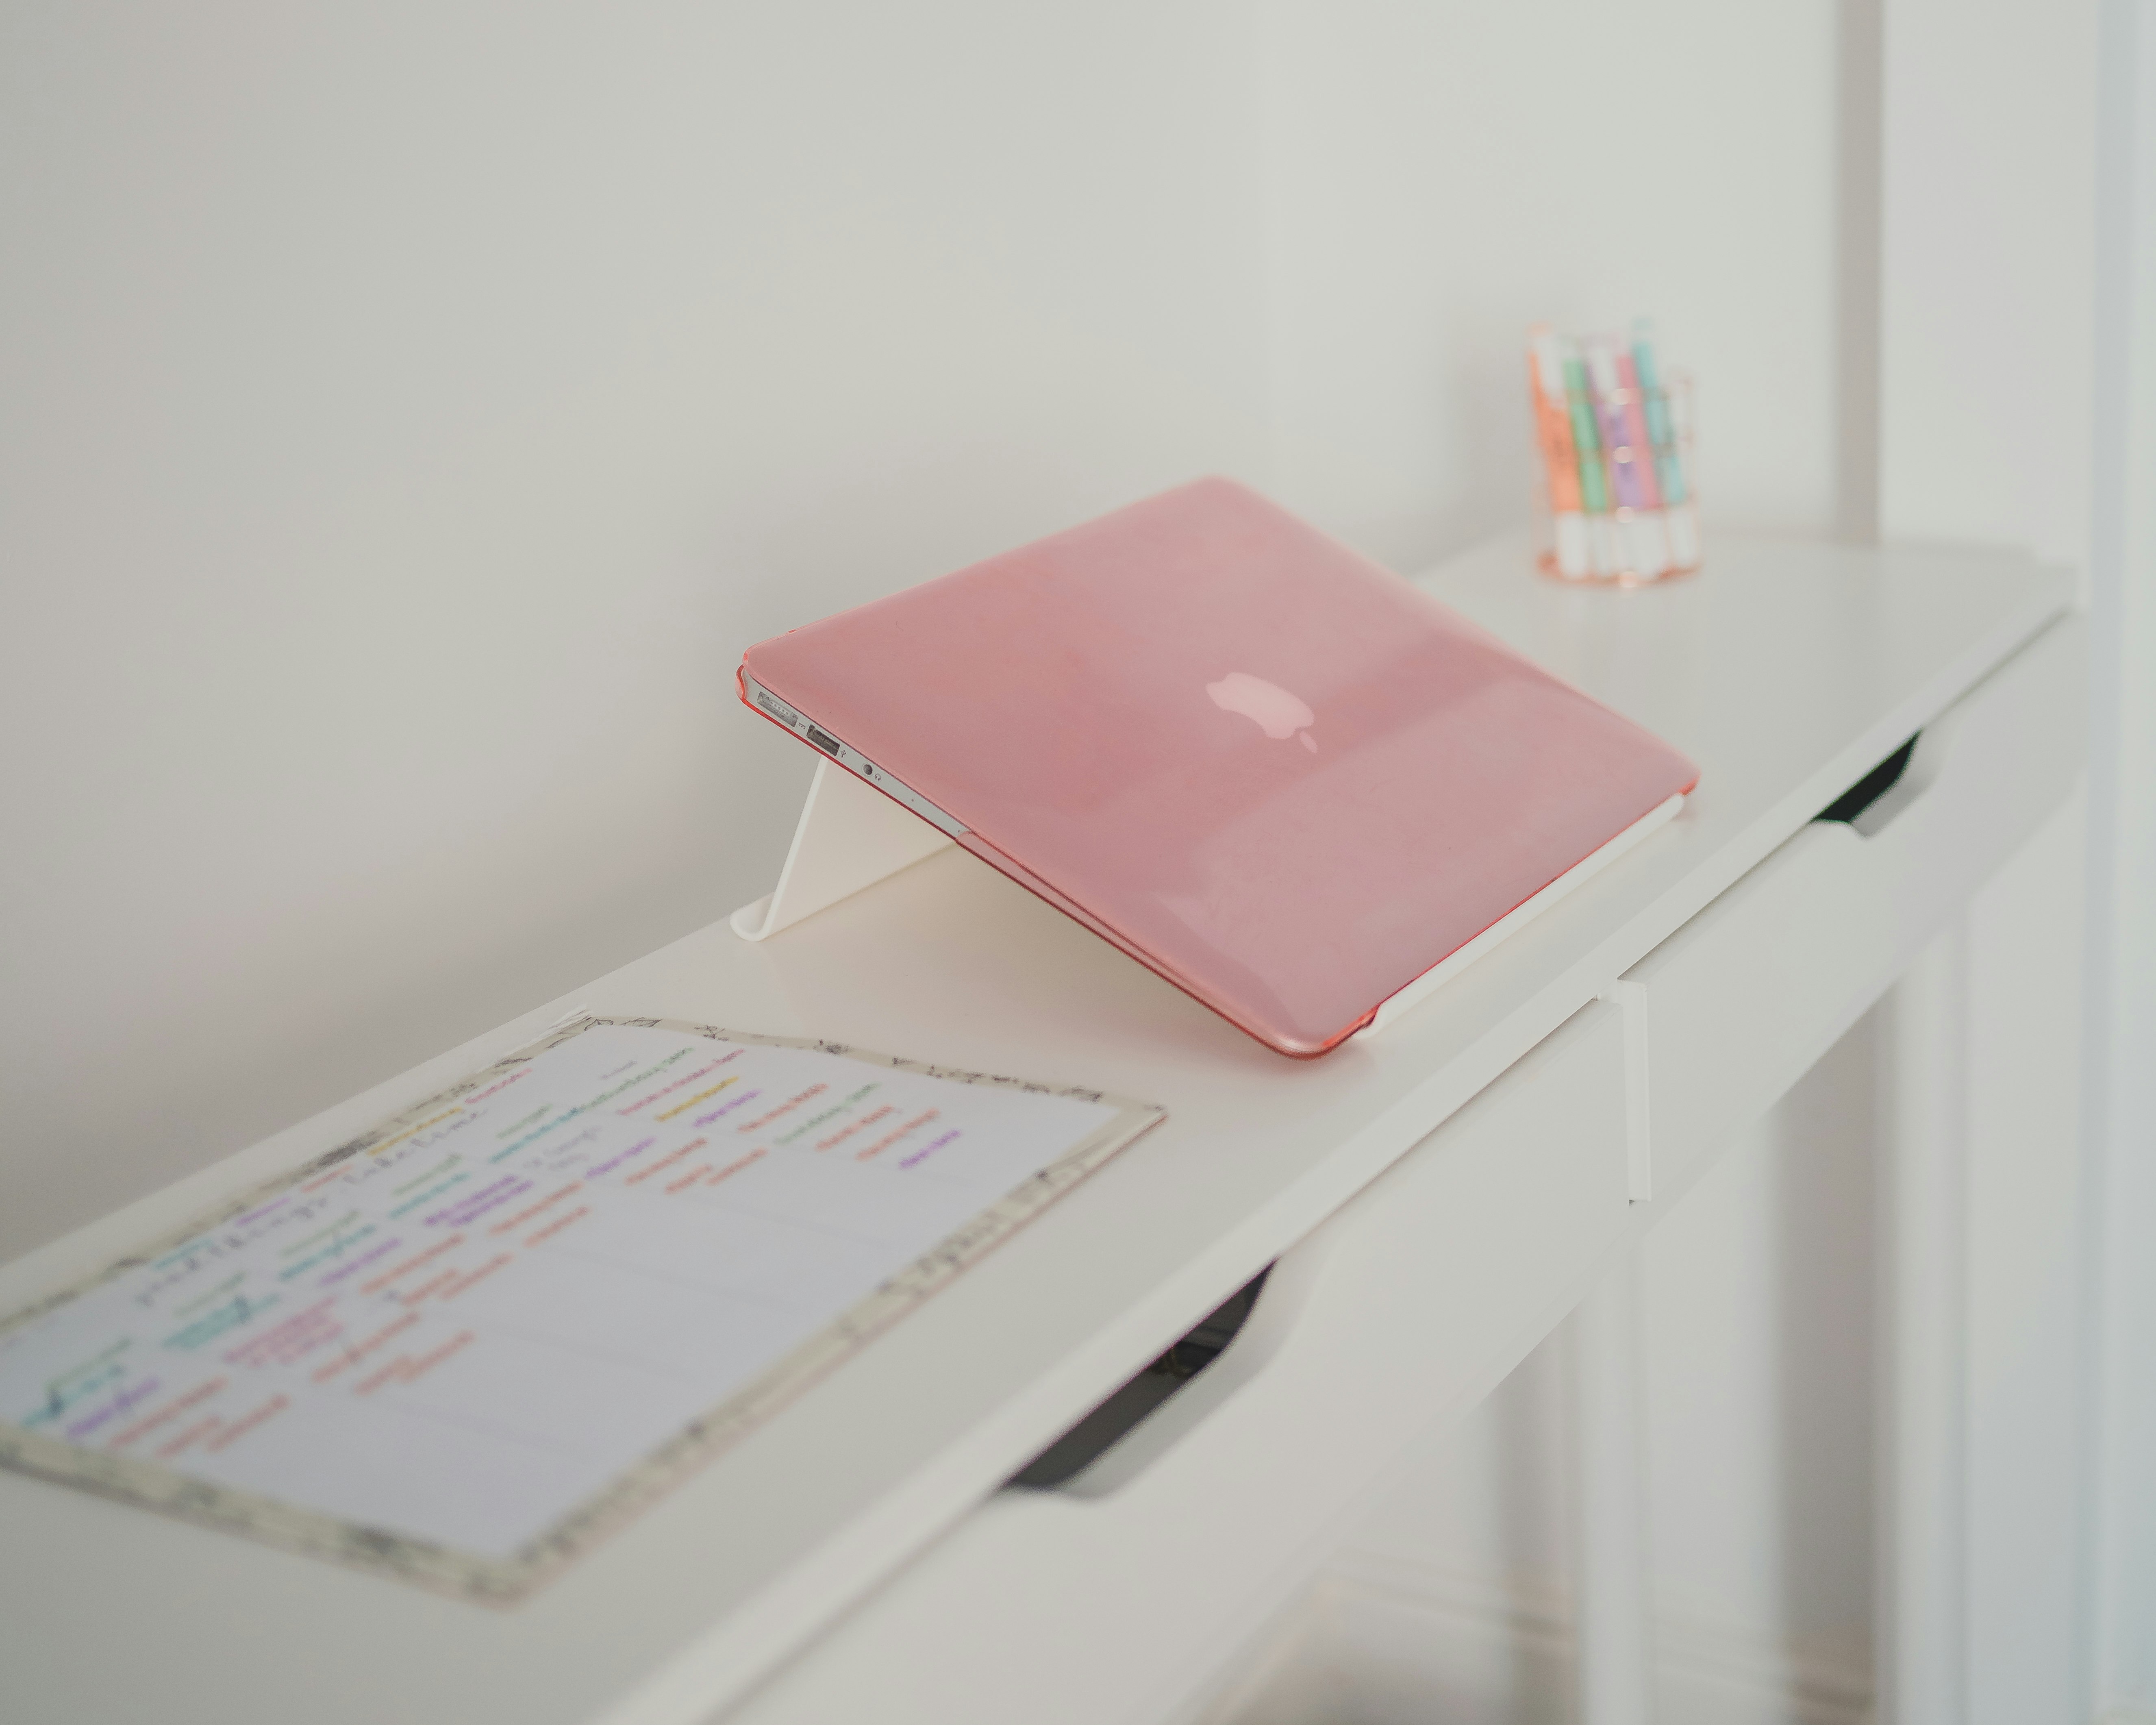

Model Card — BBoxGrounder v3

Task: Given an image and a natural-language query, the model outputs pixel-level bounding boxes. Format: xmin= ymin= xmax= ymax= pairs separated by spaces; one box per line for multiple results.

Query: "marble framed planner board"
xmin=0 ymin=1017 xmax=1163 ymax=1600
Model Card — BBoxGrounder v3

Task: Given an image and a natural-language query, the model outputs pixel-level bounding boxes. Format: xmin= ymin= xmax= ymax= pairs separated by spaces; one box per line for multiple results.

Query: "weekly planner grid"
xmin=0 ymin=1017 xmax=1163 ymax=1599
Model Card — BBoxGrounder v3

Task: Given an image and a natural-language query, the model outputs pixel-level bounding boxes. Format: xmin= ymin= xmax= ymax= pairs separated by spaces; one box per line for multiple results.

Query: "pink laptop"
xmin=739 ymin=478 xmax=1697 ymax=1057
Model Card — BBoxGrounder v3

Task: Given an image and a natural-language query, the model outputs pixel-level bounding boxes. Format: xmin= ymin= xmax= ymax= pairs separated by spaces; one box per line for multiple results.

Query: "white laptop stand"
xmin=730 ymin=759 xmax=955 ymax=943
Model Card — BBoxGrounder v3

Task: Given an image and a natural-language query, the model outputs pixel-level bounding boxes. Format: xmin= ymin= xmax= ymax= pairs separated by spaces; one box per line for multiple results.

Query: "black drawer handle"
xmin=1815 ymin=733 xmax=1919 ymax=825
xmin=1008 ymin=1270 xmax=1271 ymax=1490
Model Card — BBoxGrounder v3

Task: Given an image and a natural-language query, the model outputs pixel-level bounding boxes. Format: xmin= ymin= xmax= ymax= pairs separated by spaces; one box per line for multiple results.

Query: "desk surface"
xmin=0 ymin=536 xmax=2070 ymax=1725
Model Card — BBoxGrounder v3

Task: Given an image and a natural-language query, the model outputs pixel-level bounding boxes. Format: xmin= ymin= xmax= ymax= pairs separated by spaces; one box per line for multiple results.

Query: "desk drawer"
xmin=728 ymin=1000 xmax=1633 ymax=1725
xmin=1629 ymin=611 xmax=2085 ymax=1197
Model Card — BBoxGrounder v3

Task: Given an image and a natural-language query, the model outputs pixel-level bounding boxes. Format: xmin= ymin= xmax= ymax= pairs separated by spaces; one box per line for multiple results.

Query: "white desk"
xmin=0 ymin=537 xmax=2081 ymax=1725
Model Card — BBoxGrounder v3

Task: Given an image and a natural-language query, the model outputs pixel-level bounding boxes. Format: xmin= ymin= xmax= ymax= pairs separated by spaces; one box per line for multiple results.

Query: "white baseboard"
xmin=1200 ymin=1551 xmax=1872 ymax=1725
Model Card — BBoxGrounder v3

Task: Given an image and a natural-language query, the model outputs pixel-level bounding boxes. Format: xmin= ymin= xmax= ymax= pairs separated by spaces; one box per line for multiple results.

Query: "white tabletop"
xmin=0 ymin=536 xmax=2071 ymax=1725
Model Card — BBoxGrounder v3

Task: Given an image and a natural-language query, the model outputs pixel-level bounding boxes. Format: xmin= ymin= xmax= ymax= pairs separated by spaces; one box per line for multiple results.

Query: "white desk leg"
xmin=1878 ymin=919 xmax=1969 ymax=1725
xmin=1572 ymin=1247 xmax=1654 ymax=1725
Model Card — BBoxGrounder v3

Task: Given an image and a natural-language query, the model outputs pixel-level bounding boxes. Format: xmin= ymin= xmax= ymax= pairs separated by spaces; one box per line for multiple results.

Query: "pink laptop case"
xmin=739 ymin=478 xmax=1697 ymax=1057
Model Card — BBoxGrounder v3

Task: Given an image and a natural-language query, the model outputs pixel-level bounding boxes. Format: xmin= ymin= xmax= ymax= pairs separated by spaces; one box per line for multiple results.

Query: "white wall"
xmin=1256 ymin=0 xmax=1842 ymax=568
xmin=0 ymin=1 xmax=1274 ymax=1259
xmin=1879 ymin=3 xmax=2117 ymax=1719
xmin=2089 ymin=6 xmax=2156 ymax=1719
xmin=1878 ymin=0 xmax=2099 ymax=569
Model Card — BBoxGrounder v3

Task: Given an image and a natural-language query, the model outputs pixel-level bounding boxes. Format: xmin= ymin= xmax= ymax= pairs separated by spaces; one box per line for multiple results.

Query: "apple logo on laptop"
xmin=1207 ymin=672 xmax=1319 ymax=753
